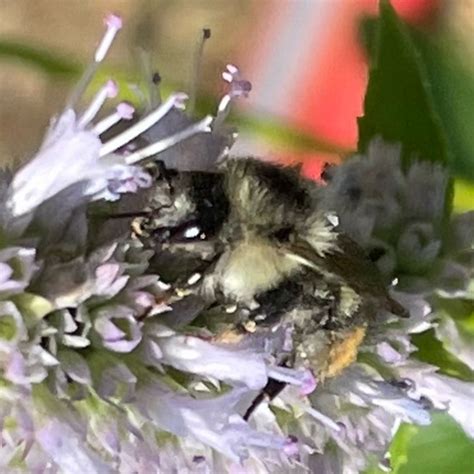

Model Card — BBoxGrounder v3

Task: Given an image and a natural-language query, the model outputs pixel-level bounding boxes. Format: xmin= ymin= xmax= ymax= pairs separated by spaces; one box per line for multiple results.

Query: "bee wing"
xmin=284 ymin=235 xmax=408 ymax=318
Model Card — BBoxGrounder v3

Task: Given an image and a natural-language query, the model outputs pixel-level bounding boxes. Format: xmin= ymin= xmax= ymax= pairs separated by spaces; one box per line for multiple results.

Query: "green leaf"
xmin=435 ymin=297 xmax=474 ymax=326
xmin=390 ymin=423 xmax=419 ymax=474
xmin=411 ymin=329 xmax=474 ymax=382
xmin=398 ymin=414 xmax=474 ymax=474
xmin=454 ymin=180 xmax=474 ymax=213
xmin=358 ymin=0 xmax=451 ymax=168
xmin=11 ymin=293 xmax=53 ymax=327
xmin=408 ymin=34 xmax=474 ymax=182
xmin=234 ymin=113 xmax=352 ymax=156
xmin=0 ymin=39 xmax=80 ymax=77
xmin=0 ymin=314 xmax=17 ymax=341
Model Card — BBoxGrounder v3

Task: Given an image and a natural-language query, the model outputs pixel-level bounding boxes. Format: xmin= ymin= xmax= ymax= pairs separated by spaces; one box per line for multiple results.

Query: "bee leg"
xmin=243 ymin=378 xmax=287 ymax=421
xmin=243 ymin=355 xmax=294 ymax=421
xmin=101 ymin=210 xmax=152 ymax=219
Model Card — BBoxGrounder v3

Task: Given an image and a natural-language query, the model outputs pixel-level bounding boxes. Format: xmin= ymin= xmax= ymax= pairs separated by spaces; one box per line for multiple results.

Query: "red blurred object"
xmin=240 ymin=0 xmax=440 ymax=179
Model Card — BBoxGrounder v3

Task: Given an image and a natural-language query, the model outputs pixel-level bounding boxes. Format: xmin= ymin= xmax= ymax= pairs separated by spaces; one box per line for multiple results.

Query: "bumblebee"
xmin=132 ymin=157 xmax=406 ymax=412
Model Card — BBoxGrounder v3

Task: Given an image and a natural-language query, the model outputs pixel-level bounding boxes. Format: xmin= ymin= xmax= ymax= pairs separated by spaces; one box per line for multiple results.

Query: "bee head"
xmin=137 ymin=168 xmax=230 ymax=281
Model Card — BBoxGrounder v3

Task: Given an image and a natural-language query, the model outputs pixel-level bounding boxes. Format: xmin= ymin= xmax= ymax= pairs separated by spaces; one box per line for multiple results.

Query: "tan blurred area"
xmin=0 ymin=0 xmax=259 ymax=166
xmin=1 ymin=0 xmax=473 ymax=168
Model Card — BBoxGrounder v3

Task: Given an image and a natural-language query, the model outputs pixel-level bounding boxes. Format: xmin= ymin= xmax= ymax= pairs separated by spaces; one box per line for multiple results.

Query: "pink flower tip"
xmin=106 ymin=80 xmax=119 ymax=98
xmin=299 ymin=369 xmax=317 ymax=396
xmin=283 ymin=436 xmax=299 ymax=457
xmin=117 ymin=102 xmax=135 ymax=120
xmin=172 ymin=92 xmax=189 ymax=110
xmin=105 ymin=13 xmax=123 ymax=30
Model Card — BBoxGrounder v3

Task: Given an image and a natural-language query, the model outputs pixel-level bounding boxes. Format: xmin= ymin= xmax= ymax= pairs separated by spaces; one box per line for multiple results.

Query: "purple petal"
xmin=36 ymin=419 xmax=113 ymax=474
xmin=136 ymin=382 xmax=288 ymax=463
xmin=94 ymin=317 xmax=126 ymax=341
xmin=159 ymin=333 xmax=268 ymax=389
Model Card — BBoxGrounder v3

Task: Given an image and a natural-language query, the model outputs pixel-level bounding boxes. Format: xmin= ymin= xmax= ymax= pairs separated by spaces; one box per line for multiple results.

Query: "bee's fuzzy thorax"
xmin=222 ymin=157 xmax=314 ymax=230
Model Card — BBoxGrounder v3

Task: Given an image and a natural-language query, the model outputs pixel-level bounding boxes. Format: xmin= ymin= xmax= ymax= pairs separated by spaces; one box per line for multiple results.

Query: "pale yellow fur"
xmin=303 ymin=214 xmax=339 ymax=257
xmin=220 ymin=237 xmax=300 ymax=300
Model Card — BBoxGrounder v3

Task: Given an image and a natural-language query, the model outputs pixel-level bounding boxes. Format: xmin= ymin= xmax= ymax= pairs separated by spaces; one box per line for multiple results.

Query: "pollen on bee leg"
xmin=99 ymin=93 xmax=189 ymax=157
xmin=323 ymin=326 xmax=366 ymax=379
xmin=93 ymin=102 xmax=135 ymax=135
xmin=66 ymin=14 xmax=123 ymax=109
xmin=77 ymin=80 xmax=118 ymax=128
xmin=214 ymin=328 xmax=245 ymax=345
xmin=123 ymin=115 xmax=213 ymax=165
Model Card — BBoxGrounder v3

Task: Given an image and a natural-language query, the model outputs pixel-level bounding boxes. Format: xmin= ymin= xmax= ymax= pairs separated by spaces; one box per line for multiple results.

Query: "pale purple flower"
xmin=142 ymin=64 xmax=251 ymax=172
xmin=398 ymin=361 xmax=474 ymax=437
xmin=93 ymin=305 xmax=143 ymax=353
xmin=0 ymin=11 xmax=472 ymax=474
xmin=322 ymin=137 xmax=473 ymax=295
xmin=157 ymin=330 xmax=268 ymax=389
xmin=0 ymin=247 xmax=37 ymax=295
xmin=4 ymin=14 xmax=211 ymax=234
xmin=35 ymin=418 xmax=112 ymax=474
xmin=135 ymin=381 xmax=292 ymax=464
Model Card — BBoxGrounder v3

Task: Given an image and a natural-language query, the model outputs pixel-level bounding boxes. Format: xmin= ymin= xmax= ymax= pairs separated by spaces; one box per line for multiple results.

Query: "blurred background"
xmin=0 ymin=1 xmax=473 ymax=472
xmin=1 ymin=0 xmax=474 ymax=177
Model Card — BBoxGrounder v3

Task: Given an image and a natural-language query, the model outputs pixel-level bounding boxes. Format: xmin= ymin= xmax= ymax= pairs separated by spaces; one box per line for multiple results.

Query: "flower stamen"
xmin=305 ymin=406 xmax=341 ymax=431
xmin=66 ymin=13 xmax=122 ymax=109
xmin=95 ymin=14 xmax=123 ymax=63
xmin=99 ymin=93 xmax=188 ymax=157
xmin=124 ymin=115 xmax=213 ymax=165
xmin=77 ymin=80 xmax=118 ymax=129
xmin=188 ymin=27 xmax=211 ymax=116
xmin=93 ymin=102 xmax=135 ymax=135
xmin=213 ymin=64 xmax=251 ymax=129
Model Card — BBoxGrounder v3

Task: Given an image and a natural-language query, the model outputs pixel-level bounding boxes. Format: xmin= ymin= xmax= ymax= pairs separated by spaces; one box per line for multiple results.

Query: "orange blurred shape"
xmin=243 ymin=0 xmax=439 ymax=180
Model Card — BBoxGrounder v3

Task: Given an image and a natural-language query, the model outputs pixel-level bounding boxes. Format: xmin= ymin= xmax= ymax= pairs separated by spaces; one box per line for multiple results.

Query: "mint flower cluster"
xmin=0 ymin=14 xmax=472 ymax=474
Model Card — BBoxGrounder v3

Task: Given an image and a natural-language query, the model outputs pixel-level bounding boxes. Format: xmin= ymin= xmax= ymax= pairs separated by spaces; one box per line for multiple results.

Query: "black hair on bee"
xmin=131 ymin=156 xmax=407 ymax=417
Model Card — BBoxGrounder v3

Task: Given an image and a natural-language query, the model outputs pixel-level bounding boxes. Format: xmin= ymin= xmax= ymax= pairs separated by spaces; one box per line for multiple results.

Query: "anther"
xmin=95 ymin=14 xmax=123 ymax=63
xmin=93 ymin=102 xmax=135 ymax=135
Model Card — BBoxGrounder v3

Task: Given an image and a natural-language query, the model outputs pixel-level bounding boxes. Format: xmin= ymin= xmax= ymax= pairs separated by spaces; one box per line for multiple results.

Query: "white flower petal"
xmin=398 ymin=362 xmax=474 ymax=437
xmin=159 ymin=333 xmax=268 ymax=389
xmin=436 ymin=316 xmax=474 ymax=370
xmin=36 ymin=419 xmax=113 ymax=474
